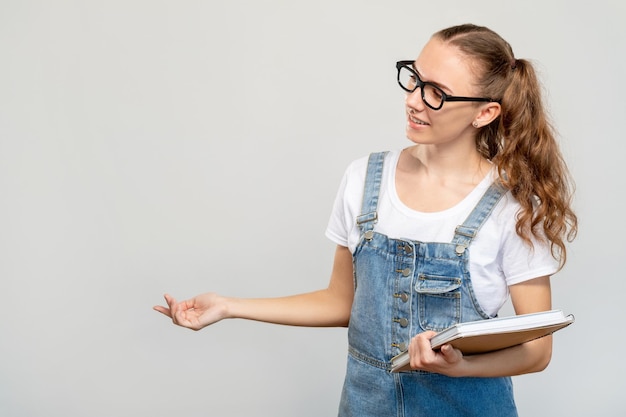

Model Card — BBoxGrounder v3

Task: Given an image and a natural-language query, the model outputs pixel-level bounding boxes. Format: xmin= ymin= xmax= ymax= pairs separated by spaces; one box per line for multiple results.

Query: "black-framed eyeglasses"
xmin=396 ymin=60 xmax=500 ymax=111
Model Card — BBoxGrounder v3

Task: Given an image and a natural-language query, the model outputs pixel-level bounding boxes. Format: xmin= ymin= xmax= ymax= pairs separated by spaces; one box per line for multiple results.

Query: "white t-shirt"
xmin=325 ymin=149 xmax=558 ymax=316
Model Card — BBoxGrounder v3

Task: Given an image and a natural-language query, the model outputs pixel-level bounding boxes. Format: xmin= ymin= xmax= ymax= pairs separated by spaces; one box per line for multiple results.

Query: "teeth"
xmin=410 ymin=116 xmax=427 ymax=125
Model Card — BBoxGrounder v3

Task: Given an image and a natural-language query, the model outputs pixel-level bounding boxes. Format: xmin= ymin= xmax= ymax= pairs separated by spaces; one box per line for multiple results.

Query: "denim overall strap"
xmin=356 ymin=152 xmax=388 ymax=236
xmin=452 ymin=181 xmax=508 ymax=254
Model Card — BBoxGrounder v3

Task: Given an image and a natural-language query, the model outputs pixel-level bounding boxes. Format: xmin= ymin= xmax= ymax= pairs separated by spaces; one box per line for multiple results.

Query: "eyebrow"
xmin=412 ymin=65 xmax=453 ymax=93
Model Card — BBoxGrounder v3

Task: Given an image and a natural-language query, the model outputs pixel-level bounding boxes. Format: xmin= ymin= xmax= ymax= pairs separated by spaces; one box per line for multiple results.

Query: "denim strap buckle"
xmin=356 ymin=211 xmax=378 ymax=225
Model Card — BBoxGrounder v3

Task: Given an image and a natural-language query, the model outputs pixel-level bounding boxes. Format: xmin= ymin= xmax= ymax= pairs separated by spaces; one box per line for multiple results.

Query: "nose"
xmin=405 ymin=88 xmax=426 ymax=111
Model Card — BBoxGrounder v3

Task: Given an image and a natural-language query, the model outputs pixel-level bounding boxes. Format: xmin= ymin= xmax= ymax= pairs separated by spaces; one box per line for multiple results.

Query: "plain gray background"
xmin=1 ymin=1 xmax=624 ymax=416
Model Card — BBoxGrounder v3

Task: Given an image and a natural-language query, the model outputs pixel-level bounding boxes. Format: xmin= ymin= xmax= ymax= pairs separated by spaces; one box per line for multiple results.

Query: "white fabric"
xmin=325 ymin=149 xmax=558 ymax=316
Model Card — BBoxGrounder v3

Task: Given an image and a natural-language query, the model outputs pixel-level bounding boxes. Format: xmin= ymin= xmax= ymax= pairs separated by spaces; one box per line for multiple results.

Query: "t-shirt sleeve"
xmin=499 ymin=205 xmax=560 ymax=285
xmin=324 ymin=156 xmax=368 ymax=249
xmin=325 ymin=168 xmax=351 ymax=247
xmin=502 ymin=241 xmax=560 ymax=285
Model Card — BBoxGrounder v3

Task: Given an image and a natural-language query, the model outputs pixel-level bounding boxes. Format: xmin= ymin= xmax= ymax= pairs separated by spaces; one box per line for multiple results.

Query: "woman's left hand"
xmin=408 ymin=331 xmax=464 ymax=376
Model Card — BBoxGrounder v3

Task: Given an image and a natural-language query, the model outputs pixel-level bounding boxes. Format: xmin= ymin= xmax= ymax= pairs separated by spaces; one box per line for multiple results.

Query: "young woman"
xmin=154 ymin=23 xmax=577 ymax=416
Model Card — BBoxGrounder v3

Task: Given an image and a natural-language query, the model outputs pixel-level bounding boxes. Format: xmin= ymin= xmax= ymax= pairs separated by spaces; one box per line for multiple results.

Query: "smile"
xmin=408 ymin=114 xmax=429 ymax=125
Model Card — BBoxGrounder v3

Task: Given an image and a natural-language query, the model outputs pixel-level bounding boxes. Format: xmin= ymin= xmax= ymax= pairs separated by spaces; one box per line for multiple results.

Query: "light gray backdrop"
xmin=1 ymin=1 xmax=623 ymax=416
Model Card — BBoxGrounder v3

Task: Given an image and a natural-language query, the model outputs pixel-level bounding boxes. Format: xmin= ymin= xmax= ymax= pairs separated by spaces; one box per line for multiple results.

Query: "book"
xmin=390 ymin=309 xmax=574 ymax=373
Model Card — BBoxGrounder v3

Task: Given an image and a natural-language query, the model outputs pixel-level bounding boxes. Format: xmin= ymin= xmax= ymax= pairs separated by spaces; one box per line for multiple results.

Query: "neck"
xmin=403 ymin=144 xmax=489 ymax=184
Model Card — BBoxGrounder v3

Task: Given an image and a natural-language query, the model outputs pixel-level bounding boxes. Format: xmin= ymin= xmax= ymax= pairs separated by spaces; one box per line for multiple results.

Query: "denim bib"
xmin=339 ymin=152 xmax=518 ymax=417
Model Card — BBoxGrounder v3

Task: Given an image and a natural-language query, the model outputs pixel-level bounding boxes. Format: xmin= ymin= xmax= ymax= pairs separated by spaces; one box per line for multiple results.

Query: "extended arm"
xmin=153 ymin=245 xmax=354 ymax=330
xmin=407 ymin=275 xmax=553 ymax=377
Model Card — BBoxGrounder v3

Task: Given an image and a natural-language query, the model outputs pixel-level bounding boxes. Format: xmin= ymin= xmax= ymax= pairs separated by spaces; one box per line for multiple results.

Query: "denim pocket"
xmin=415 ymin=274 xmax=462 ymax=331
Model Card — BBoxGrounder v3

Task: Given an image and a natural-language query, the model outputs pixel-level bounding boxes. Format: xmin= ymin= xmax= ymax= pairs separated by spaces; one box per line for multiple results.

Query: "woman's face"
xmin=404 ymin=38 xmax=485 ymax=147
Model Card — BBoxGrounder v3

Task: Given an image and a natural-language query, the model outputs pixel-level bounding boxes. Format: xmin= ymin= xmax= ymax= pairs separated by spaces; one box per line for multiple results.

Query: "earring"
xmin=472 ymin=121 xmax=479 ymax=128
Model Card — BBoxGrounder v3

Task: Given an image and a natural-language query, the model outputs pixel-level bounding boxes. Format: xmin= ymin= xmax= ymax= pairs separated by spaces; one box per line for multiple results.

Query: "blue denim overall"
xmin=338 ymin=152 xmax=517 ymax=417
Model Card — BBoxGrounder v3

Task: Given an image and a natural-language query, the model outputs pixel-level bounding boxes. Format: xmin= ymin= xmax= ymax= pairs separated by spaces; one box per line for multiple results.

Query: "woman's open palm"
xmin=153 ymin=293 xmax=227 ymax=331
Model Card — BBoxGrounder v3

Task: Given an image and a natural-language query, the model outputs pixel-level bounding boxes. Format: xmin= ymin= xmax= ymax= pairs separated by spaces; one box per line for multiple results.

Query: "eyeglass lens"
xmin=398 ymin=66 xmax=445 ymax=109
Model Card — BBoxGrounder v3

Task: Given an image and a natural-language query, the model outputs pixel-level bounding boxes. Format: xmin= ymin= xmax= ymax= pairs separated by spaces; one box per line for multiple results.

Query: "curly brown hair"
xmin=434 ymin=24 xmax=578 ymax=269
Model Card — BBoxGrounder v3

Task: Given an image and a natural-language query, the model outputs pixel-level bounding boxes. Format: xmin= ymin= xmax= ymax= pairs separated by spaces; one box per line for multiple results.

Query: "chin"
xmin=405 ymin=129 xmax=431 ymax=145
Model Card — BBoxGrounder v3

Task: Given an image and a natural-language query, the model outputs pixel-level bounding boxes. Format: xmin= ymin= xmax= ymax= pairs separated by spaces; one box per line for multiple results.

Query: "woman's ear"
xmin=473 ymin=102 xmax=501 ymax=128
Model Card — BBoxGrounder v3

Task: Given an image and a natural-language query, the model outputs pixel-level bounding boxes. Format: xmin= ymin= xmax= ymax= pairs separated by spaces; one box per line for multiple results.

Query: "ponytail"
xmin=496 ymin=59 xmax=577 ymax=268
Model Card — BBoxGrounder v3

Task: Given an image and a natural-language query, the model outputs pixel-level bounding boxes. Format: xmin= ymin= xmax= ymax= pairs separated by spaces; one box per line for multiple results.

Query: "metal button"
xmin=364 ymin=230 xmax=374 ymax=240
xmin=402 ymin=268 xmax=411 ymax=277
xmin=398 ymin=342 xmax=407 ymax=351
xmin=393 ymin=317 xmax=409 ymax=327
xmin=455 ymin=244 xmax=466 ymax=255
xmin=393 ymin=292 xmax=409 ymax=303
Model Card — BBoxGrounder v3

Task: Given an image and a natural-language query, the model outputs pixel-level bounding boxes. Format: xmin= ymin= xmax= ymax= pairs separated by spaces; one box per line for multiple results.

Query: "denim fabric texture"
xmin=339 ymin=152 xmax=518 ymax=417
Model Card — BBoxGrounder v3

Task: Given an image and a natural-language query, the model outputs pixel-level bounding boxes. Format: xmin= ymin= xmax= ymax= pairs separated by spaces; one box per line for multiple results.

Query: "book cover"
xmin=390 ymin=309 xmax=574 ymax=373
